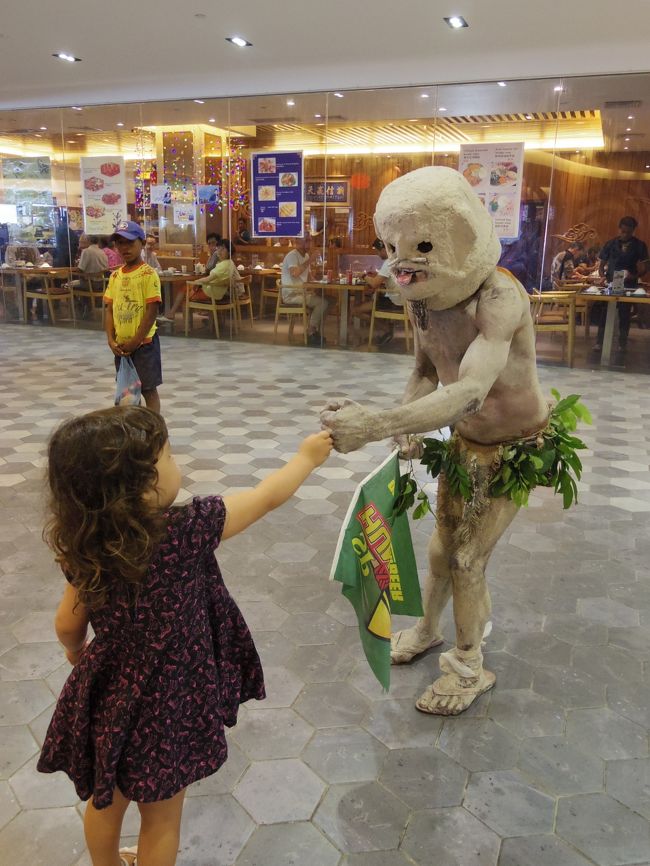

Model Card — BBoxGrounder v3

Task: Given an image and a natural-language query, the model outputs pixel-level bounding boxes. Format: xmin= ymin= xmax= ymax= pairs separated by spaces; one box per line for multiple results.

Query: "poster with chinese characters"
xmin=173 ymin=203 xmax=195 ymax=225
xmin=80 ymin=156 xmax=127 ymax=234
xmin=458 ymin=142 xmax=524 ymax=239
xmin=250 ymin=151 xmax=303 ymax=237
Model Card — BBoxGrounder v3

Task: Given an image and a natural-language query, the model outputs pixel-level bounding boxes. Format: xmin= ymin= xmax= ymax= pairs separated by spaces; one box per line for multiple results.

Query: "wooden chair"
xmin=258 ymin=273 xmax=279 ymax=318
xmin=530 ymin=291 xmax=576 ymax=367
xmin=71 ymin=272 xmax=107 ymax=322
xmin=0 ymin=269 xmax=18 ymax=320
xmin=184 ymin=282 xmax=238 ymax=338
xmin=23 ymin=274 xmax=75 ymax=325
xmin=234 ymin=275 xmax=254 ymax=329
xmin=368 ymin=293 xmax=412 ymax=352
xmin=274 ymin=281 xmax=308 ymax=345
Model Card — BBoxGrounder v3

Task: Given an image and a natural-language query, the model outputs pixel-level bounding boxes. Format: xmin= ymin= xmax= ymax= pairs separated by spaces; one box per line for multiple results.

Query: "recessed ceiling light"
xmin=444 ymin=16 xmax=468 ymax=28
xmin=67 ymin=140 xmax=75 ymax=143
xmin=194 ymin=99 xmax=205 ymax=104
xmin=35 ymin=134 xmax=42 ymax=138
xmin=39 ymin=126 xmax=47 ymax=131
xmin=420 ymin=93 xmax=430 ymax=99
xmin=625 ymin=137 xmax=630 ymax=141
xmin=75 ymin=133 xmax=83 ymax=136
xmin=287 ymin=99 xmax=295 ymax=106
xmin=497 ymin=81 xmax=507 ymax=87
xmin=53 ymin=52 xmax=81 ymax=62
xmin=438 ymin=107 xmax=447 ymax=112
xmin=71 ymin=106 xmax=83 ymax=111
xmin=624 ymin=147 xmax=629 ymax=150
xmin=116 ymin=122 xmax=124 ymax=127
xmin=226 ymin=36 xmax=252 ymax=48
xmin=628 ymin=115 xmax=634 ymax=120
xmin=314 ymin=114 xmax=322 ymax=118
xmin=554 ymin=85 xmax=564 ymax=92
xmin=646 ymin=164 xmax=650 ymax=169
xmin=208 ymin=117 xmax=216 ymax=123
xmin=333 ymin=92 xmax=344 ymax=98
xmin=525 ymin=114 xmax=533 ymax=120
xmin=626 ymin=127 xmax=632 ymax=131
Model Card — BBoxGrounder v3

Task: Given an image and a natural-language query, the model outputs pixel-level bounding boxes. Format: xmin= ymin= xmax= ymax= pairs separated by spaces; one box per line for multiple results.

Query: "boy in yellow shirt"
xmin=104 ymin=222 xmax=163 ymax=413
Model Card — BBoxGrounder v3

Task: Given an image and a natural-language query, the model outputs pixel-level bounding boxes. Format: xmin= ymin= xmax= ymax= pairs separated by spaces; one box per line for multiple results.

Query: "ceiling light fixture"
xmin=497 ymin=81 xmax=507 ymax=87
xmin=628 ymin=115 xmax=635 ymax=120
xmin=226 ymin=36 xmax=252 ymax=48
xmin=438 ymin=107 xmax=447 ymax=112
xmin=53 ymin=52 xmax=81 ymax=62
xmin=208 ymin=117 xmax=216 ymax=123
xmin=444 ymin=16 xmax=468 ymax=28
xmin=554 ymin=85 xmax=564 ymax=92
xmin=194 ymin=99 xmax=205 ymax=104
xmin=624 ymin=146 xmax=629 ymax=150
xmin=625 ymin=137 xmax=630 ymax=141
xmin=626 ymin=127 xmax=632 ymax=131
xmin=116 ymin=122 xmax=124 ymax=127
xmin=286 ymin=99 xmax=295 ymax=106
xmin=420 ymin=93 xmax=430 ymax=99
xmin=39 ymin=126 xmax=47 ymax=131
xmin=71 ymin=106 xmax=83 ymax=111
xmin=333 ymin=92 xmax=344 ymax=98
xmin=314 ymin=114 xmax=322 ymax=118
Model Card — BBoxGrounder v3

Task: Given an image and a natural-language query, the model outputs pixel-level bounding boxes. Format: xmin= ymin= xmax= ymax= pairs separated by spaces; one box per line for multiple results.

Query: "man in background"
xmin=142 ymin=235 xmax=162 ymax=272
xmin=281 ymin=234 xmax=328 ymax=347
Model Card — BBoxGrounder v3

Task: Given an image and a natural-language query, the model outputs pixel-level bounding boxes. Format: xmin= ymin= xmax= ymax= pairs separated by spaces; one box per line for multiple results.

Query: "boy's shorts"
xmin=114 ymin=333 xmax=162 ymax=392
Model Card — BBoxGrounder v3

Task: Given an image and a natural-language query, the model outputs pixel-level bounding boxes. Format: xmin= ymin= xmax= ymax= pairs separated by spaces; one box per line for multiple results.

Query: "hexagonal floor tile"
xmin=464 ymin=769 xmax=555 ymax=837
xmin=438 ymin=719 xmax=521 ymax=772
xmin=498 ymin=835 xmax=595 ymax=866
xmin=566 ymin=707 xmax=647 ymax=760
xmin=556 ymin=793 xmax=650 ymax=866
xmin=0 ymin=642 xmax=63 ymax=681
xmin=379 ymin=746 xmax=467 ymax=809
xmin=294 ymin=682 xmax=369 ymax=728
xmin=231 ymin=708 xmax=314 ymax=760
xmin=253 ymin=665 xmax=304 ymax=709
xmin=0 ymin=725 xmax=39 ymax=780
xmin=234 ymin=758 xmax=325 ymax=824
xmin=0 ymin=681 xmax=54 ymax=725
xmin=518 ymin=736 xmax=604 ymax=795
xmin=488 ymin=689 xmax=565 ymax=739
xmin=605 ymin=757 xmax=650 ymax=819
xmin=303 ymin=727 xmax=387 ymax=784
xmin=237 ymin=822 xmax=341 ymax=866
xmin=0 ymin=806 xmax=85 ymax=866
xmin=313 ymin=781 xmax=409 ymax=854
xmin=401 ymin=807 xmax=500 ymax=866
xmin=178 ymin=793 xmax=254 ymax=864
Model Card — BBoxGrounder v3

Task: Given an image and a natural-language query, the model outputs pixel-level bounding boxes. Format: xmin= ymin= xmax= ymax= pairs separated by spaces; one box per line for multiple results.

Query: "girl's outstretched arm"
xmin=222 ymin=431 xmax=333 ymax=540
xmin=55 ymin=582 xmax=90 ymax=665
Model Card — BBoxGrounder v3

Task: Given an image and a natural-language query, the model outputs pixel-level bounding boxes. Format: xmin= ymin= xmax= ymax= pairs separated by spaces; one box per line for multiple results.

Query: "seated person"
xmin=204 ymin=232 xmax=221 ymax=272
xmin=142 ymin=235 xmax=162 ymax=272
xmin=236 ymin=218 xmax=251 ymax=245
xmin=550 ymin=242 xmax=583 ymax=285
xmin=4 ymin=242 xmax=40 ymax=266
xmin=99 ymin=236 xmax=124 ymax=270
xmin=158 ymin=238 xmax=243 ymax=322
xmin=67 ymin=235 xmax=109 ymax=317
xmin=281 ymin=234 xmax=329 ymax=346
xmin=350 ymin=238 xmax=404 ymax=346
xmin=573 ymin=245 xmax=601 ymax=278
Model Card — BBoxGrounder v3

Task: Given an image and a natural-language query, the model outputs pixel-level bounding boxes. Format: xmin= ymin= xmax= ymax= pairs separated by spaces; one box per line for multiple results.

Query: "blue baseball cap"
xmin=112 ymin=221 xmax=145 ymax=242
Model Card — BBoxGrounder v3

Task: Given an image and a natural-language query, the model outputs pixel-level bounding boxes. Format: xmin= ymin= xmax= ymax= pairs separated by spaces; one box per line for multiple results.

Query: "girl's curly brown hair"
xmin=44 ymin=406 xmax=169 ymax=609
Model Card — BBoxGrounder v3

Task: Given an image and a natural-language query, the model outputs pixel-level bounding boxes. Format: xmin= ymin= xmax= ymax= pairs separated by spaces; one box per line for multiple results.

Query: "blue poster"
xmin=251 ymin=151 xmax=303 ymax=238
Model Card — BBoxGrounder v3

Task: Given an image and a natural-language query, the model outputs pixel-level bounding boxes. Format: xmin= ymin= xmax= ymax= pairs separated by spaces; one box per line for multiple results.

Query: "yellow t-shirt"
xmin=104 ymin=264 xmax=161 ymax=343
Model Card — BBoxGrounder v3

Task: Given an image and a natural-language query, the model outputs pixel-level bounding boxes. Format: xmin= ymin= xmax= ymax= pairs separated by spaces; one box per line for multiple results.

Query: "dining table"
xmin=304 ymin=280 xmax=368 ymax=346
xmin=579 ymin=288 xmax=650 ymax=365
xmin=158 ymin=271 xmax=204 ymax=313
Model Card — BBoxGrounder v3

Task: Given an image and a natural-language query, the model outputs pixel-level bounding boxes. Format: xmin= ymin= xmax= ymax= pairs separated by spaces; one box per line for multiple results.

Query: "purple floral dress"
xmin=37 ymin=496 xmax=265 ymax=809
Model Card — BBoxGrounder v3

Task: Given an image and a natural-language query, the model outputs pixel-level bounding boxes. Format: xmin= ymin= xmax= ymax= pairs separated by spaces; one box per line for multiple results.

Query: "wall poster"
xmin=458 ymin=142 xmax=524 ymax=239
xmin=250 ymin=151 xmax=303 ymax=237
xmin=80 ymin=156 xmax=127 ymax=234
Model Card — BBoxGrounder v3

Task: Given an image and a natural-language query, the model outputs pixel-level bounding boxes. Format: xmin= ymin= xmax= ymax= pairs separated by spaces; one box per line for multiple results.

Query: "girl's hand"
xmin=299 ymin=430 xmax=333 ymax=467
xmin=65 ymin=641 xmax=89 ymax=666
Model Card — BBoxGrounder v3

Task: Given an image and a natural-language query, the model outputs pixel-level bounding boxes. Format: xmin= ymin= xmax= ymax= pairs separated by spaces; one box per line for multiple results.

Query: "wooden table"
xmin=305 ymin=280 xmax=367 ymax=345
xmin=158 ymin=272 xmax=203 ymax=312
xmin=579 ymin=291 xmax=650 ymax=365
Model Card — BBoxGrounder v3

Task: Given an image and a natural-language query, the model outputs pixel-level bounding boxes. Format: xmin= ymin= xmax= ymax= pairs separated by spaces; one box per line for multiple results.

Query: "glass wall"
xmin=1 ymin=73 xmax=649 ymax=368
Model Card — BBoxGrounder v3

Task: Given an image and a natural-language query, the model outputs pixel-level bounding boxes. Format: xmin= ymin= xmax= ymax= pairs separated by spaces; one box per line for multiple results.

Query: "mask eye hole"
xmin=417 ymin=241 xmax=433 ymax=253
xmin=387 ymin=243 xmax=396 ymax=254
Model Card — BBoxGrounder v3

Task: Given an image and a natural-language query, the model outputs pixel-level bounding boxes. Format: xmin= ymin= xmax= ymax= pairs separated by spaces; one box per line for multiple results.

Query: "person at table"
xmin=573 ymin=245 xmax=600 ymax=278
xmin=142 ymin=235 xmax=162 ymax=272
xmin=53 ymin=215 xmax=79 ymax=268
xmin=75 ymin=233 xmax=90 ymax=266
xmin=157 ymin=238 xmax=243 ymax=323
xmin=4 ymin=242 xmax=40 ymax=266
xmin=350 ymin=239 xmax=403 ymax=346
xmin=100 ymin=236 xmax=124 ymax=270
xmin=205 ymin=232 xmax=221 ymax=271
xmin=550 ymin=241 xmax=583 ymax=285
xmin=64 ymin=235 xmax=109 ymax=318
xmin=235 ymin=218 xmax=251 ymax=245
xmin=591 ymin=216 xmax=649 ymax=360
xmin=281 ymin=234 xmax=328 ymax=347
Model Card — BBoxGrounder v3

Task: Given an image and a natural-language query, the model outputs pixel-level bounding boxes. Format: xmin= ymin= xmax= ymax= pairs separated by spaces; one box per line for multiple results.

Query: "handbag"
xmin=114 ymin=356 xmax=142 ymax=406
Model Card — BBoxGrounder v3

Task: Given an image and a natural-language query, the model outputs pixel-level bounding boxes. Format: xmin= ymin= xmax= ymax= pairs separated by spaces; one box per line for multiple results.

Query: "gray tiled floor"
xmin=0 ymin=324 xmax=649 ymax=866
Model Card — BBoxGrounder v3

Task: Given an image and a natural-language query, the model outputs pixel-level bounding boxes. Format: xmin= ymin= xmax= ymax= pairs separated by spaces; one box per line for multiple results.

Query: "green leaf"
xmin=551 ymin=388 xmax=561 ymax=401
xmin=413 ymin=501 xmax=429 ymax=520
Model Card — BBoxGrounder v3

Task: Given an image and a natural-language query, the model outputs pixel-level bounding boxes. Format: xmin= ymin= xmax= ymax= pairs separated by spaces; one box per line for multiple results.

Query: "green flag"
xmin=330 ymin=450 xmax=424 ymax=690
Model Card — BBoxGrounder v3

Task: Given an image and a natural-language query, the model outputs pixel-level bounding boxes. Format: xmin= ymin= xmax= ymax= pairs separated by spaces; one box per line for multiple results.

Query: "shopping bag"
xmin=114 ymin=356 xmax=141 ymax=406
xmin=330 ymin=450 xmax=423 ymax=690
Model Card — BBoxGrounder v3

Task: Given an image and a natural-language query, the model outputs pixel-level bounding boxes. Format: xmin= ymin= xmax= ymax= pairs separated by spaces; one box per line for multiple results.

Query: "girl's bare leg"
xmin=136 ymin=788 xmax=186 ymax=866
xmin=84 ymin=787 xmax=131 ymax=866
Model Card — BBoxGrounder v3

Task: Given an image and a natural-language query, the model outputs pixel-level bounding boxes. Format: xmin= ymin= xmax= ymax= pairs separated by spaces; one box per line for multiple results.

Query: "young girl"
xmin=37 ymin=405 xmax=333 ymax=866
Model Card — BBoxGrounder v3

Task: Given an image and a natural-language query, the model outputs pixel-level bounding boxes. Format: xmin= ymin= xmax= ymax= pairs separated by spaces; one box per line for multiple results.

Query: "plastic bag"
xmin=114 ymin=356 xmax=141 ymax=406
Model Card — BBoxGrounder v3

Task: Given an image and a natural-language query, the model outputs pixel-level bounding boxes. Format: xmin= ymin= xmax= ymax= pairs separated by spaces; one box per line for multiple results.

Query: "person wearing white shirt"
xmin=350 ymin=239 xmax=403 ymax=346
xmin=142 ymin=235 xmax=162 ymax=272
xmin=281 ymin=235 xmax=328 ymax=346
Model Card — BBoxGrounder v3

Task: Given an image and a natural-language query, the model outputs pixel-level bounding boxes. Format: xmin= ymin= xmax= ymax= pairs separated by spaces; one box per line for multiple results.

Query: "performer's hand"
xmin=320 ymin=399 xmax=374 ymax=453
xmin=393 ymin=434 xmax=424 ymax=460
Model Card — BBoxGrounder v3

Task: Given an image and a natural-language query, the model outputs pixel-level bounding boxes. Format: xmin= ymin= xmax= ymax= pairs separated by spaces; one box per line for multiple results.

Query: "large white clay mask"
xmin=374 ymin=166 xmax=502 ymax=309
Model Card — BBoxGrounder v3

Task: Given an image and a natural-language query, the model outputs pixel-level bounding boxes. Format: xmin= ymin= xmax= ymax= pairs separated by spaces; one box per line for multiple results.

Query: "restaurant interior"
xmin=1 ymin=71 xmax=649 ymax=370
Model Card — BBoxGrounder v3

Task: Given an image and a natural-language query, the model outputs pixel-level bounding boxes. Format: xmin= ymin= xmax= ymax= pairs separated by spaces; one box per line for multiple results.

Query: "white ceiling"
xmin=1 ymin=0 xmax=650 ymax=111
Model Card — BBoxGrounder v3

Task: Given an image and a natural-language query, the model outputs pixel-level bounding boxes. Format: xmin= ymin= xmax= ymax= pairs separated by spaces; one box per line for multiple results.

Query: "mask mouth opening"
xmin=394 ymin=266 xmax=427 ymax=286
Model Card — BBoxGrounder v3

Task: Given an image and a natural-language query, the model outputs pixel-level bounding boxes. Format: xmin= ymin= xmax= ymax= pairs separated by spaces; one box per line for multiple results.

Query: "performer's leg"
xmin=416 ymin=494 xmax=519 ymax=716
xmin=390 ymin=530 xmax=451 ymax=664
